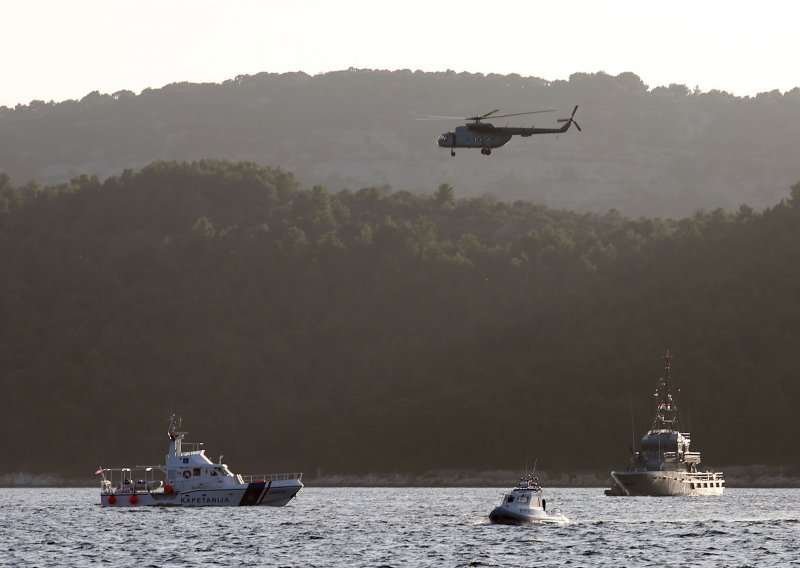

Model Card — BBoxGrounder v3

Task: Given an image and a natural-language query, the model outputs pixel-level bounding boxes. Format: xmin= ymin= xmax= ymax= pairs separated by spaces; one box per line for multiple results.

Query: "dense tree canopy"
xmin=1 ymin=161 xmax=798 ymax=481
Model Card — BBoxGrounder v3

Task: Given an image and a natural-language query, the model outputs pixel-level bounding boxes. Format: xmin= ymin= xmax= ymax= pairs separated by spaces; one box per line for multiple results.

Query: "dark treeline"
xmin=2 ymin=69 xmax=799 ymax=217
xmin=1 ymin=160 xmax=799 ymax=479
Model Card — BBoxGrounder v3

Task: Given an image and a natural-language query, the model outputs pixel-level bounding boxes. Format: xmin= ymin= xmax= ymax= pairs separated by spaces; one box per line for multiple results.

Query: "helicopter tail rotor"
xmin=556 ymin=105 xmax=581 ymax=132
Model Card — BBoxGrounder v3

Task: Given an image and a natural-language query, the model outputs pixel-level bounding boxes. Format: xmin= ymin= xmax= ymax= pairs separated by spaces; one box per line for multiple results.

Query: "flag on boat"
xmin=94 ymin=467 xmax=103 ymax=475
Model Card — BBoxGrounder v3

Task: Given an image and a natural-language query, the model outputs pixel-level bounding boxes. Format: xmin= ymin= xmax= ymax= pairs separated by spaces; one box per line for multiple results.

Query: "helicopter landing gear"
xmin=480 ymin=148 xmax=492 ymax=155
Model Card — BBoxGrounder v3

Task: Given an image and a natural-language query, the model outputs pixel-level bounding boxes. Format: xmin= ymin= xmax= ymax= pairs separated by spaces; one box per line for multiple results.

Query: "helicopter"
xmin=419 ymin=106 xmax=580 ymax=156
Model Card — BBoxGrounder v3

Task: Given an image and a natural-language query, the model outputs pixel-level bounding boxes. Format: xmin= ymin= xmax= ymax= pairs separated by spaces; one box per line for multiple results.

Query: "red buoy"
xmin=108 ymin=495 xmax=116 ymax=505
xmin=130 ymin=495 xmax=138 ymax=505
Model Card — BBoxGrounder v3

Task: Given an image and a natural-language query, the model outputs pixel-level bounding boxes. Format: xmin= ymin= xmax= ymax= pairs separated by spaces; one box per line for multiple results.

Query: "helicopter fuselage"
xmin=438 ymin=124 xmax=513 ymax=151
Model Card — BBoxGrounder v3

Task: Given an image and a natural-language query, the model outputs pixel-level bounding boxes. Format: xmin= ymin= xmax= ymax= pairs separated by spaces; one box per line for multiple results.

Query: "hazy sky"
xmin=2 ymin=0 xmax=797 ymax=107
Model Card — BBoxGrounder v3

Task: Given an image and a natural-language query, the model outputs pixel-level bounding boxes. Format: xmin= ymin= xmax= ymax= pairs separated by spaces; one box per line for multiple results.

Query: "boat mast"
xmin=168 ymin=413 xmax=184 ymax=457
xmin=651 ymin=350 xmax=680 ymax=431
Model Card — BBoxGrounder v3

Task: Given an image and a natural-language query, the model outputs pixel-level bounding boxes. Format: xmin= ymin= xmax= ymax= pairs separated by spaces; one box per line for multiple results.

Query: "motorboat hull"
xmin=608 ymin=471 xmax=724 ymax=496
xmin=100 ymin=479 xmax=302 ymax=507
xmin=489 ymin=505 xmax=568 ymax=525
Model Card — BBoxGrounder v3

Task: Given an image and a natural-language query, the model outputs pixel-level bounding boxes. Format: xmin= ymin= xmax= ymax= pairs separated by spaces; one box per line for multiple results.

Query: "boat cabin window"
xmin=193 ymin=468 xmax=201 ymax=476
xmin=208 ymin=465 xmax=231 ymax=476
xmin=506 ymin=495 xmax=514 ymax=503
xmin=517 ymin=495 xmax=529 ymax=503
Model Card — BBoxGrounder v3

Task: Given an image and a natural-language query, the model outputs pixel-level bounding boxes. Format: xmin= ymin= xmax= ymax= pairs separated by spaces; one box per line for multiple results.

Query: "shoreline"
xmin=3 ymin=466 xmax=799 ymax=489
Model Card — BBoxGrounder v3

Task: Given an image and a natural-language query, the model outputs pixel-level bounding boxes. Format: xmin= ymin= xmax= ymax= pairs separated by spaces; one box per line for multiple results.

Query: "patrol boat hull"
xmin=100 ymin=479 xmax=302 ymax=507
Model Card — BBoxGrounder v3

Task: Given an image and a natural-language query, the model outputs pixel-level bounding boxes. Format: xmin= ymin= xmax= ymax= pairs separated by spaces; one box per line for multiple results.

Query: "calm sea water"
xmin=1 ymin=487 xmax=797 ymax=567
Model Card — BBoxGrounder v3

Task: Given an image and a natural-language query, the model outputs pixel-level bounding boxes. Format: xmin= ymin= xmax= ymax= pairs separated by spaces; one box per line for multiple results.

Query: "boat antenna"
xmin=685 ymin=392 xmax=691 ymax=433
xmin=168 ymin=413 xmax=182 ymax=440
xmin=628 ymin=389 xmax=636 ymax=452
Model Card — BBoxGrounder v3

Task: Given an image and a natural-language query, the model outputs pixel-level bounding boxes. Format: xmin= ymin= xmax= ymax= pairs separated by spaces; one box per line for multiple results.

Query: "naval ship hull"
xmin=607 ymin=471 xmax=724 ymax=496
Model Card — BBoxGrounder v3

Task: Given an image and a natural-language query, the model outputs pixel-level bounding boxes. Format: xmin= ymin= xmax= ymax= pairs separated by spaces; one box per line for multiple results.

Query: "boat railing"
xmin=688 ymin=471 xmax=724 ymax=480
xmin=240 ymin=472 xmax=304 ymax=483
xmin=98 ymin=467 xmax=165 ymax=494
xmin=662 ymin=451 xmax=703 ymax=463
xmin=179 ymin=442 xmax=204 ymax=454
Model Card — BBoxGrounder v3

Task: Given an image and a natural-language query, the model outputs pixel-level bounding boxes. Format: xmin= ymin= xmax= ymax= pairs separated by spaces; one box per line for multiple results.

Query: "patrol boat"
xmin=605 ymin=351 xmax=725 ymax=496
xmin=96 ymin=414 xmax=303 ymax=507
xmin=489 ymin=476 xmax=569 ymax=524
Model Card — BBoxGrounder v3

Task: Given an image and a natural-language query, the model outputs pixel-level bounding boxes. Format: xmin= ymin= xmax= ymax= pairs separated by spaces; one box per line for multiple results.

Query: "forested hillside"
xmin=2 ymin=69 xmax=799 ymax=216
xmin=1 ymin=161 xmax=799 ymax=480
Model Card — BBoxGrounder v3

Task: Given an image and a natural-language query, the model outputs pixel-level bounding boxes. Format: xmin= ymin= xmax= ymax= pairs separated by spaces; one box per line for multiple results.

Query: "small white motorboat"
xmin=489 ymin=476 xmax=569 ymax=524
xmin=96 ymin=414 xmax=303 ymax=507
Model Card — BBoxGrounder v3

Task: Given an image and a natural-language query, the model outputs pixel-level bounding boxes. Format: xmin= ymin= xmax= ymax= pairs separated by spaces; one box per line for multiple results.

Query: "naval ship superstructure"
xmin=605 ymin=351 xmax=724 ymax=496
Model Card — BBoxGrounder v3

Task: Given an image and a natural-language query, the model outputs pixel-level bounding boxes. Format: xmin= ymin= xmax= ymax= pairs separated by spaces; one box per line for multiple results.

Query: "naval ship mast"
xmin=651 ymin=350 xmax=680 ymax=432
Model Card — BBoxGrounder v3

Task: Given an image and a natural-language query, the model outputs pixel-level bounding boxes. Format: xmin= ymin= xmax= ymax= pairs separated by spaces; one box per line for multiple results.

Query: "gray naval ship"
xmin=605 ymin=350 xmax=725 ymax=496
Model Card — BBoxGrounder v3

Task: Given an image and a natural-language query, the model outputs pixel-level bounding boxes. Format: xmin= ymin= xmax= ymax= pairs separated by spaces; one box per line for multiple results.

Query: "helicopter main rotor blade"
xmin=413 ymin=115 xmax=467 ymax=120
xmin=415 ymin=108 xmax=555 ymax=121
xmin=464 ymin=109 xmax=501 ymax=121
xmin=490 ymin=109 xmax=555 ymax=119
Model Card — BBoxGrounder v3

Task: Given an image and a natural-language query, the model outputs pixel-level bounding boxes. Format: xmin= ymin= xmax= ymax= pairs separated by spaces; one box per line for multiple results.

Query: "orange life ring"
xmin=183 ymin=470 xmax=191 ymax=479
xmin=130 ymin=495 xmax=138 ymax=504
xmin=108 ymin=495 xmax=116 ymax=505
